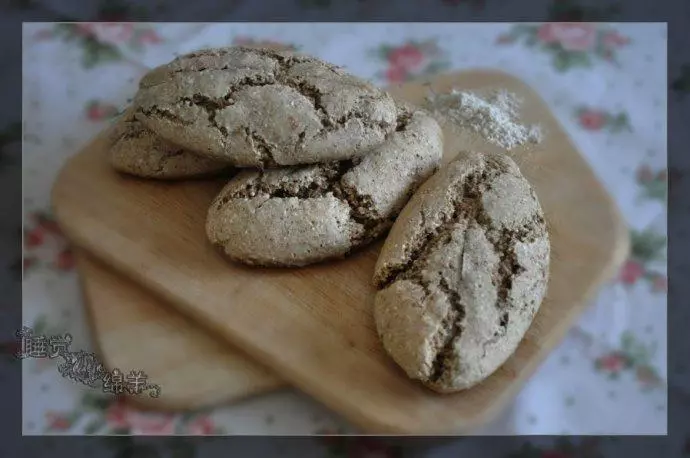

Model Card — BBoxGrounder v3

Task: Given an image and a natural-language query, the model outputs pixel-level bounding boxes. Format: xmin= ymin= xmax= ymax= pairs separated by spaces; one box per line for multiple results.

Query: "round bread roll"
xmin=206 ymin=104 xmax=443 ymax=266
xmin=109 ymin=109 xmax=232 ymax=180
xmin=133 ymin=47 xmax=398 ymax=167
xmin=373 ymin=151 xmax=550 ymax=393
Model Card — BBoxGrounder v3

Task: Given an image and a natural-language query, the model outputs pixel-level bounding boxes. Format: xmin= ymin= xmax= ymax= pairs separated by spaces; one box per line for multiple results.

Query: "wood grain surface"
xmin=52 ymin=70 xmax=629 ymax=434
xmin=75 ymin=249 xmax=283 ymax=410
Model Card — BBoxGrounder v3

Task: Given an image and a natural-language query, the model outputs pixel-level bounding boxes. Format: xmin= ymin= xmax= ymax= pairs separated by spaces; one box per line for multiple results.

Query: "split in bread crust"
xmin=373 ymin=151 xmax=550 ymax=393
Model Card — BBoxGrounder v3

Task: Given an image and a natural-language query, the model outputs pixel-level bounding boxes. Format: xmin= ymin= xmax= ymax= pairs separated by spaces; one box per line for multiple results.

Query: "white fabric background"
xmin=18 ymin=22 xmax=668 ymax=448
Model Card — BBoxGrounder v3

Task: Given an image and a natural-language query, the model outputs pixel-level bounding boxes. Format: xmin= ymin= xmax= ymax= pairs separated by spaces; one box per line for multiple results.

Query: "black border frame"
xmin=3 ymin=0 xmax=685 ymax=456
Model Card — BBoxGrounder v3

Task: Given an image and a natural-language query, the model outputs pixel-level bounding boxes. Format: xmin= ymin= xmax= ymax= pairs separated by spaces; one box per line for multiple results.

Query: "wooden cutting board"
xmin=52 ymin=70 xmax=629 ymax=434
xmin=75 ymin=249 xmax=283 ymax=410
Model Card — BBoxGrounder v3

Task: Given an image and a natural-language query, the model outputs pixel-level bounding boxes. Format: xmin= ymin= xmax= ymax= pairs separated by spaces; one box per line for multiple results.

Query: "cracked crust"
xmin=205 ymin=104 xmax=443 ymax=266
xmin=372 ymin=151 xmax=550 ymax=393
xmin=109 ymin=108 xmax=234 ymax=179
xmin=132 ymin=47 xmax=398 ymax=167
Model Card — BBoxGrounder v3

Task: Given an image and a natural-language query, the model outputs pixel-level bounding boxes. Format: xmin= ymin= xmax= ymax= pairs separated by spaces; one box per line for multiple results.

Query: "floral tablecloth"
xmin=16 ymin=20 xmax=671 ymax=455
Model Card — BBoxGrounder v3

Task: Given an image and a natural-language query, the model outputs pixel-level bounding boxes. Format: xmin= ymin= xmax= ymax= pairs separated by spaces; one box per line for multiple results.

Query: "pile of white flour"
xmin=425 ymin=88 xmax=543 ymax=150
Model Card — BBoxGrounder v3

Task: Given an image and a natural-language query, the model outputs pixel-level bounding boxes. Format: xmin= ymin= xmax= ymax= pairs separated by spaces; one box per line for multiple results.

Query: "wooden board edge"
xmin=49 ymin=69 xmax=633 ymax=434
xmin=73 ymin=247 xmax=285 ymax=412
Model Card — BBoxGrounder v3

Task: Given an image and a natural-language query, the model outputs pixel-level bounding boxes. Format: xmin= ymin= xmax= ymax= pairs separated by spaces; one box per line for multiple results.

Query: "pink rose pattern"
xmin=185 ymin=415 xmax=222 ymax=435
xmin=496 ymin=23 xmax=630 ymax=71
xmin=23 ymin=211 xmax=76 ymax=277
xmin=105 ymin=398 xmax=176 ymax=435
xmin=371 ymin=39 xmax=450 ymax=84
xmin=33 ymin=23 xmax=164 ymax=68
xmin=45 ymin=411 xmax=74 ymax=431
xmin=593 ymin=332 xmax=662 ymax=391
xmin=43 ymin=392 xmax=224 ymax=436
xmin=636 ymin=164 xmax=667 ymax=203
xmin=537 ymin=23 xmax=598 ymax=51
xmin=6 ymin=315 xmax=68 ymax=373
xmin=84 ymin=100 xmax=121 ymax=122
xmin=575 ymin=107 xmax=632 ymax=133
xmin=618 ymin=228 xmax=666 ymax=293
